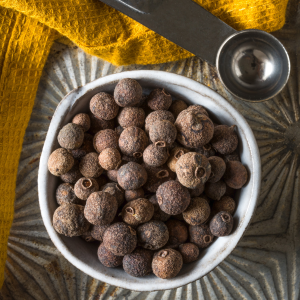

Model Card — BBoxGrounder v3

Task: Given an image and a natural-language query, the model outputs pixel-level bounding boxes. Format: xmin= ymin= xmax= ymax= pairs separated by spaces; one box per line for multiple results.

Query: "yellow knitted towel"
xmin=0 ymin=0 xmax=288 ymax=288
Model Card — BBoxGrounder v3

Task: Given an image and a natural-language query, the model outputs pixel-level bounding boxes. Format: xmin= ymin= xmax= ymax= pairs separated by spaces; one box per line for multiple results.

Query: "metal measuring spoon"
xmin=100 ymin=0 xmax=290 ymax=102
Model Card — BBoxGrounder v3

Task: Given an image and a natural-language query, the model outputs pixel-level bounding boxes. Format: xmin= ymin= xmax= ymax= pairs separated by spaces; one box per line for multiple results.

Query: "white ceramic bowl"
xmin=38 ymin=70 xmax=261 ymax=292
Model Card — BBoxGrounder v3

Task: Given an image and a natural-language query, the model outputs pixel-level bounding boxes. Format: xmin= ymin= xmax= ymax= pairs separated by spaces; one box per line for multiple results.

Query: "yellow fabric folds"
xmin=0 ymin=0 xmax=288 ymax=289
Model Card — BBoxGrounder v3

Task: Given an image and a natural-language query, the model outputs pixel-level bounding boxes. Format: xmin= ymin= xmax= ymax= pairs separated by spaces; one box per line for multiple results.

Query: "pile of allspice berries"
xmin=48 ymin=78 xmax=248 ymax=279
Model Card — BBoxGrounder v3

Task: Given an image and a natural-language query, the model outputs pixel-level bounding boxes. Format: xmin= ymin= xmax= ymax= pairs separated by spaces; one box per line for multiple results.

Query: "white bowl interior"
xmin=38 ymin=71 xmax=260 ymax=292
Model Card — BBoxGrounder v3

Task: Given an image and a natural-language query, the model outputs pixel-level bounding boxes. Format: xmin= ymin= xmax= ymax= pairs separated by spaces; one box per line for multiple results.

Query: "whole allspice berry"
xmin=186 ymin=104 xmax=209 ymax=116
xmin=178 ymin=243 xmax=200 ymax=264
xmin=101 ymin=182 xmax=125 ymax=207
xmin=189 ymin=224 xmax=214 ymax=248
xmin=103 ymin=222 xmax=137 ymax=256
xmin=99 ymin=148 xmax=122 ymax=170
xmin=118 ymin=107 xmax=145 ymax=128
xmin=169 ymin=99 xmax=188 ymax=118
xmin=224 ymin=161 xmax=248 ymax=189
xmin=72 ymin=113 xmax=91 ymax=132
xmin=97 ymin=243 xmax=123 ymax=268
xmin=148 ymin=195 xmax=170 ymax=222
xmin=196 ymin=143 xmax=216 ymax=158
xmin=212 ymin=196 xmax=236 ymax=215
xmin=74 ymin=177 xmax=99 ymax=200
xmin=175 ymin=110 xmax=214 ymax=148
xmin=210 ymin=211 xmax=233 ymax=237
xmin=93 ymin=129 xmax=119 ymax=153
xmin=48 ymin=148 xmax=74 ymax=176
xmin=182 ymin=197 xmax=210 ymax=225
xmin=84 ymin=191 xmax=118 ymax=225
xmin=145 ymin=110 xmax=175 ymax=133
xmin=117 ymin=162 xmax=148 ymax=190
xmin=167 ymin=147 xmax=189 ymax=172
xmin=208 ymin=156 xmax=226 ymax=183
xmin=71 ymin=133 xmax=94 ymax=160
xmin=176 ymin=152 xmax=211 ymax=189
xmin=89 ymin=112 xmax=114 ymax=134
xmin=53 ymin=204 xmax=89 ymax=237
xmin=56 ymin=183 xmax=78 ymax=205
xmin=149 ymin=120 xmax=177 ymax=148
xmin=114 ymin=78 xmax=143 ymax=107
xmin=119 ymin=126 xmax=148 ymax=158
xmin=122 ymin=198 xmax=154 ymax=226
xmin=137 ymin=220 xmax=169 ymax=250
xmin=123 ymin=248 xmax=153 ymax=277
xmin=143 ymin=144 xmax=169 ymax=167
xmin=90 ymin=92 xmax=119 ymax=120
xmin=147 ymin=88 xmax=172 ymax=111
xmin=60 ymin=160 xmax=82 ymax=184
xmin=165 ymin=219 xmax=188 ymax=247
xmin=91 ymin=224 xmax=110 ymax=241
xmin=79 ymin=152 xmax=103 ymax=178
xmin=57 ymin=123 xmax=84 ymax=150
xmin=152 ymin=248 xmax=183 ymax=279
xmin=211 ymin=125 xmax=238 ymax=155
xmin=205 ymin=180 xmax=226 ymax=201
xmin=156 ymin=180 xmax=190 ymax=215
xmin=125 ymin=188 xmax=144 ymax=202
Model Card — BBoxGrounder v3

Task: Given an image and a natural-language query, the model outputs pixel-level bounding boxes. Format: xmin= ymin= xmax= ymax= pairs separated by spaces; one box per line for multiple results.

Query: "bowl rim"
xmin=38 ymin=70 xmax=261 ymax=292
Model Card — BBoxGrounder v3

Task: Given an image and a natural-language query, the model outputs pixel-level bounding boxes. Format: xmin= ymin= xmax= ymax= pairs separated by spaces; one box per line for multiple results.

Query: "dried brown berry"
xmin=107 ymin=169 xmax=118 ymax=182
xmin=156 ymin=180 xmax=190 ymax=215
xmin=137 ymin=220 xmax=169 ymax=250
xmin=48 ymin=148 xmax=74 ymax=176
xmin=53 ymin=204 xmax=89 ymax=237
xmin=186 ymin=104 xmax=208 ymax=116
xmin=60 ymin=160 xmax=82 ymax=184
xmin=189 ymin=183 xmax=205 ymax=197
xmin=149 ymin=120 xmax=177 ymax=147
xmin=175 ymin=110 xmax=214 ymax=148
xmin=212 ymin=196 xmax=236 ymax=215
xmin=148 ymin=195 xmax=170 ymax=222
xmin=143 ymin=144 xmax=169 ymax=167
xmin=208 ymin=156 xmax=226 ymax=183
xmin=152 ymin=248 xmax=183 ymax=279
xmin=182 ymin=197 xmax=210 ymax=225
xmin=58 ymin=123 xmax=84 ymax=150
xmin=211 ymin=125 xmax=238 ymax=155
xmin=221 ymin=151 xmax=240 ymax=163
xmin=93 ymin=129 xmax=119 ymax=153
xmin=165 ymin=219 xmax=188 ymax=247
xmin=189 ymin=224 xmax=214 ymax=248
xmin=122 ymin=198 xmax=154 ymax=226
xmin=91 ymin=224 xmax=110 ymax=241
xmin=147 ymin=88 xmax=172 ymax=111
xmin=176 ymin=152 xmax=211 ymax=189
xmin=101 ymin=182 xmax=125 ymax=207
xmin=123 ymin=248 xmax=153 ymax=277
xmin=72 ymin=113 xmax=91 ymax=132
xmin=79 ymin=152 xmax=103 ymax=178
xmin=205 ymin=180 xmax=226 ymax=201
xmin=117 ymin=162 xmax=147 ymax=190
xmin=167 ymin=147 xmax=189 ymax=172
xmin=103 ymin=222 xmax=137 ymax=256
xmin=143 ymin=164 xmax=175 ymax=193
xmin=114 ymin=78 xmax=142 ymax=107
xmin=74 ymin=177 xmax=99 ymax=200
xmin=224 ymin=161 xmax=248 ymax=189
xmin=119 ymin=127 xmax=148 ymax=158
xmin=81 ymin=229 xmax=95 ymax=242
xmin=196 ymin=143 xmax=216 ymax=158
xmin=56 ymin=183 xmax=78 ymax=205
xmin=210 ymin=211 xmax=233 ymax=237
xmin=169 ymin=99 xmax=188 ymax=118
xmin=125 ymin=188 xmax=145 ymax=202
xmin=178 ymin=243 xmax=199 ymax=263
xmin=89 ymin=112 xmax=114 ymax=134
xmin=145 ymin=110 xmax=175 ymax=133
xmin=90 ymin=92 xmax=119 ymax=120
xmin=97 ymin=243 xmax=123 ymax=267
xmin=84 ymin=191 xmax=117 ymax=225
xmin=118 ymin=107 xmax=145 ymax=128
xmin=99 ymin=148 xmax=122 ymax=170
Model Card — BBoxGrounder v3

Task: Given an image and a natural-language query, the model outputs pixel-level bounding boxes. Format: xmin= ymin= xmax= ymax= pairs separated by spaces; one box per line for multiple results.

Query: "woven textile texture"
xmin=0 ymin=0 xmax=288 ymax=289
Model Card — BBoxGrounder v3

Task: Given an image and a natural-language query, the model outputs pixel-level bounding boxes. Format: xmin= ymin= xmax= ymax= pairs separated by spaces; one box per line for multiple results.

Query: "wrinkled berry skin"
xmin=93 ymin=129 xmax=119 ymax=153
xmin=149 ymin=120 xmax=177 ymax=148
xmin=72 ymin=113 xmax=91 ymax=132
xmin=211 ymin=125 xmax=238 ymax=155
xmin=147 ymin=88 xmax=172 ymax=111
xmin=118 ymin=107 xmax=145 ymax=128
xmin=169 ymin=99 xmax=188 ymax=118
xmin=143 ymin=144 xmax=169 ymax=167
xmin=189 ymin=224 xmax=214 ymax=248
xmin=74 ymin=177 xmax=99 ymax=200
xmin=91 ymin=224 xmax=110 ymax=241
xmin=79 ymin=152 xmax=103 ymax=178
xmin=56 ymin=183 xmax=78 ymax=205
xmin=178 ymin=243 xmax=199 ymax=263
xmin=48 ymin=148 xmax=74 ymax=176
xmin=58 ymin=123 xmax=84 ymax=150
xmin=210 ymin=211 xmax=233 ymax=237
xmin=145 ymin=110 xmax=175 ymax=133
xmin=208 ymin=156 xmax=226 ymax=183
xmin=224 ymin=161 xmax=248 ymax=189
xmin=205 ymin=180 xmax=226 ymax=201
xmin=167 ymin=147 xmax=189 ymax=172
xmin=97 ymin=243 xmax=123 ymax=268
xmin=165 ymin=219 xmax=188 ymax=247
xmin=212 ymin=196 xmax=236 ymax=215
xmin=101 ymin=182 xmax=125 ymax=207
